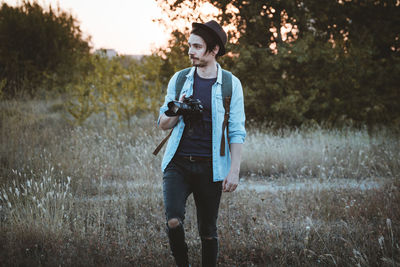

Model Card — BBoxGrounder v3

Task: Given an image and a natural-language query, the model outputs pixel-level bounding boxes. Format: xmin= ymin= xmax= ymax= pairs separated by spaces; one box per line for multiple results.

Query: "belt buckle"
xmin=189 ymin=155 xmax=195 ymax=162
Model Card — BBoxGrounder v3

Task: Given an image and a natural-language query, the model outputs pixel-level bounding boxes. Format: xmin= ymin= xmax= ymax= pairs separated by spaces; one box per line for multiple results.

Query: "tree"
xmin=66 ymin=53 xmax=165 ymax=127
xmin=140 ymin=54 xmax=166 ymax=115
xmin=0 ymin=1 xmax=91 ymax=97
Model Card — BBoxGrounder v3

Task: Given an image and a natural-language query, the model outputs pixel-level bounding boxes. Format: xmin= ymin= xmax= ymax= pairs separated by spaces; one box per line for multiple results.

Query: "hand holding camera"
xmin=165 ymin=95 xmax=203 ymax=117
xmin=165 ymin=95 xmax=204 ymax=130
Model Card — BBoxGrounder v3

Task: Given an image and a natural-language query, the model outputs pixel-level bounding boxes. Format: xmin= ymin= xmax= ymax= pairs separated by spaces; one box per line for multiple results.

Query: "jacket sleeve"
xmin=228 ymin=75 xmax=246 ymax=144
xmin=157 ymin=72 xmax=179 ymax=125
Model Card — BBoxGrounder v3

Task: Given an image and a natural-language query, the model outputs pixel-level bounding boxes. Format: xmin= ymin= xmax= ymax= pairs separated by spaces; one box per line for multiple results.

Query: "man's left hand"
xmin=222 ymin=171 xmax=239 ymax=192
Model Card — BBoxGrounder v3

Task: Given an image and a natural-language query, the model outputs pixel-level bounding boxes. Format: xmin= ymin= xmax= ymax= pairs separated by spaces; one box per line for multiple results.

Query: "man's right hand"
xmin=159 ymin=94 xmax=186 ymax=130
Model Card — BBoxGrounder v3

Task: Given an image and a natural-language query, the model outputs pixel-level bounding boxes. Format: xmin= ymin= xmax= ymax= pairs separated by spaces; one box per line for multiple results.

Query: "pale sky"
xmin=3 ymin=0 xmax=170 ymax=55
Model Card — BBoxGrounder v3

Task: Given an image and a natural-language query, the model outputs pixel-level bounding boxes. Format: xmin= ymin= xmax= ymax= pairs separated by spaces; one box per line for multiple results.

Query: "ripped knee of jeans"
xmin=167 ymin=217 xmax=181 ymax=229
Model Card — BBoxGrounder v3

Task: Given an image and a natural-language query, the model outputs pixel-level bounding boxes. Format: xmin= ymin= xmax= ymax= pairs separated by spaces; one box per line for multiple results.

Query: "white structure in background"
xmin=94 ymin=48 xmax=143 ymax=60
xmin=95 ymin=48 xmax=118 ymax=58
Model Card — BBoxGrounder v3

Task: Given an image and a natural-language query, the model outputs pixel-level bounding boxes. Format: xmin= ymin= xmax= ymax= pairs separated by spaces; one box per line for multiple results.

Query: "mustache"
xmin=190 ymin=56 xmax=199 ymax=60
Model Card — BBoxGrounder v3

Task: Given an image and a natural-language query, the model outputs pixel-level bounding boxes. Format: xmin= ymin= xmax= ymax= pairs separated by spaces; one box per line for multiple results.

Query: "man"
xmin=157 ymin=20 xmax=246 ymax=267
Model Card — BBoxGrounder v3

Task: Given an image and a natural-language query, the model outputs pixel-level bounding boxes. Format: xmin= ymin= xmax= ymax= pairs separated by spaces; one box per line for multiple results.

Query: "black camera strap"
xmin=220 ymin=96 xmax=231 ymax=156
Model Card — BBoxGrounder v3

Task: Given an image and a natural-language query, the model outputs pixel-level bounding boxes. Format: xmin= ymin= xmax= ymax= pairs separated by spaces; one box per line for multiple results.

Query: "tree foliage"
xmin=66 ymin=53 xmax=164 ymax=127
xmin=155 ymin=0 xmax=400 ymax=127
xmin=0 ymin=1 xmax=90 ymax=97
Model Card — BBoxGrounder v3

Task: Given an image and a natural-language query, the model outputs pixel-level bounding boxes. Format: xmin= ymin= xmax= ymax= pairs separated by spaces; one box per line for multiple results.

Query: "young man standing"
xmin=157 ymin=20 xmax=246 ymax=267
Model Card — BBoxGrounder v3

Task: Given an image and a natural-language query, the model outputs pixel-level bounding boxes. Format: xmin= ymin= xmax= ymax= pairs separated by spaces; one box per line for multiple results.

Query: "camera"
xmin=166 ymin=96 xmax=203 ymax=117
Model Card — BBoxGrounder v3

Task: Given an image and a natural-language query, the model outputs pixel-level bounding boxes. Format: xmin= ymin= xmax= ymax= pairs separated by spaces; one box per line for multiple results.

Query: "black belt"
xmin=181 ymin=155 xmax=212 ymax=162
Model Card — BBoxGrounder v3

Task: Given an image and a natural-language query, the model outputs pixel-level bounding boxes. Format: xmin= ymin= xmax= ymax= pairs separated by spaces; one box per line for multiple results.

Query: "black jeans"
xmin=163 ymin=156 xmax=222 ymax=267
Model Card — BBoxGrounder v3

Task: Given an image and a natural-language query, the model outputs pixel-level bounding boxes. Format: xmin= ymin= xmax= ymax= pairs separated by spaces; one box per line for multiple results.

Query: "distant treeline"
xmin=1 ymin=1 xmax=399 ymax=128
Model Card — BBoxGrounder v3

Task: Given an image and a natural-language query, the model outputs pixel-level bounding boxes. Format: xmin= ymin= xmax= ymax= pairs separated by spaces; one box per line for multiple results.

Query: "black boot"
xmin=167 ymin=223 xmax=189 ymax=267
xmin=201 ymin=238 xmax=218 ymax=267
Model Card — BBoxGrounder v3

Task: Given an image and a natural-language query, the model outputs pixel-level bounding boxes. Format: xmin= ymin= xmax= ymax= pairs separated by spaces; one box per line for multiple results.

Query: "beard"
xmin=190 ymin=57 xmax=207 ymax=68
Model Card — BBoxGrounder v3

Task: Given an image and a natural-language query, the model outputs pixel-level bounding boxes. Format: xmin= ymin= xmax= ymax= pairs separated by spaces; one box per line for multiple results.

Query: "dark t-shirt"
xmin=176 ymin=69 xmax=216 ymax=157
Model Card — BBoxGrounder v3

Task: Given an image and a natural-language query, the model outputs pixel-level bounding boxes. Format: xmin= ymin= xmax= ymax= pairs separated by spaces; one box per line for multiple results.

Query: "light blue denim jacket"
xmin=158 ymin=64 xmax=246 ymax=182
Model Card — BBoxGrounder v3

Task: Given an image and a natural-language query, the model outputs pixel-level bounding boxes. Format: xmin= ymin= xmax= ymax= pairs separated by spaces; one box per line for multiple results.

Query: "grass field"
xmin=1 ymin=99 xmax=399 ymax=266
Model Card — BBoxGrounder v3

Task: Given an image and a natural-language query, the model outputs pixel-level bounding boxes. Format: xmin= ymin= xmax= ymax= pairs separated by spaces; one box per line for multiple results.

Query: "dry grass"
xmin=0 ymin=99 xmax=399 ymax=266
xmin=242 ymin=127 xmax=400 ymax=179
